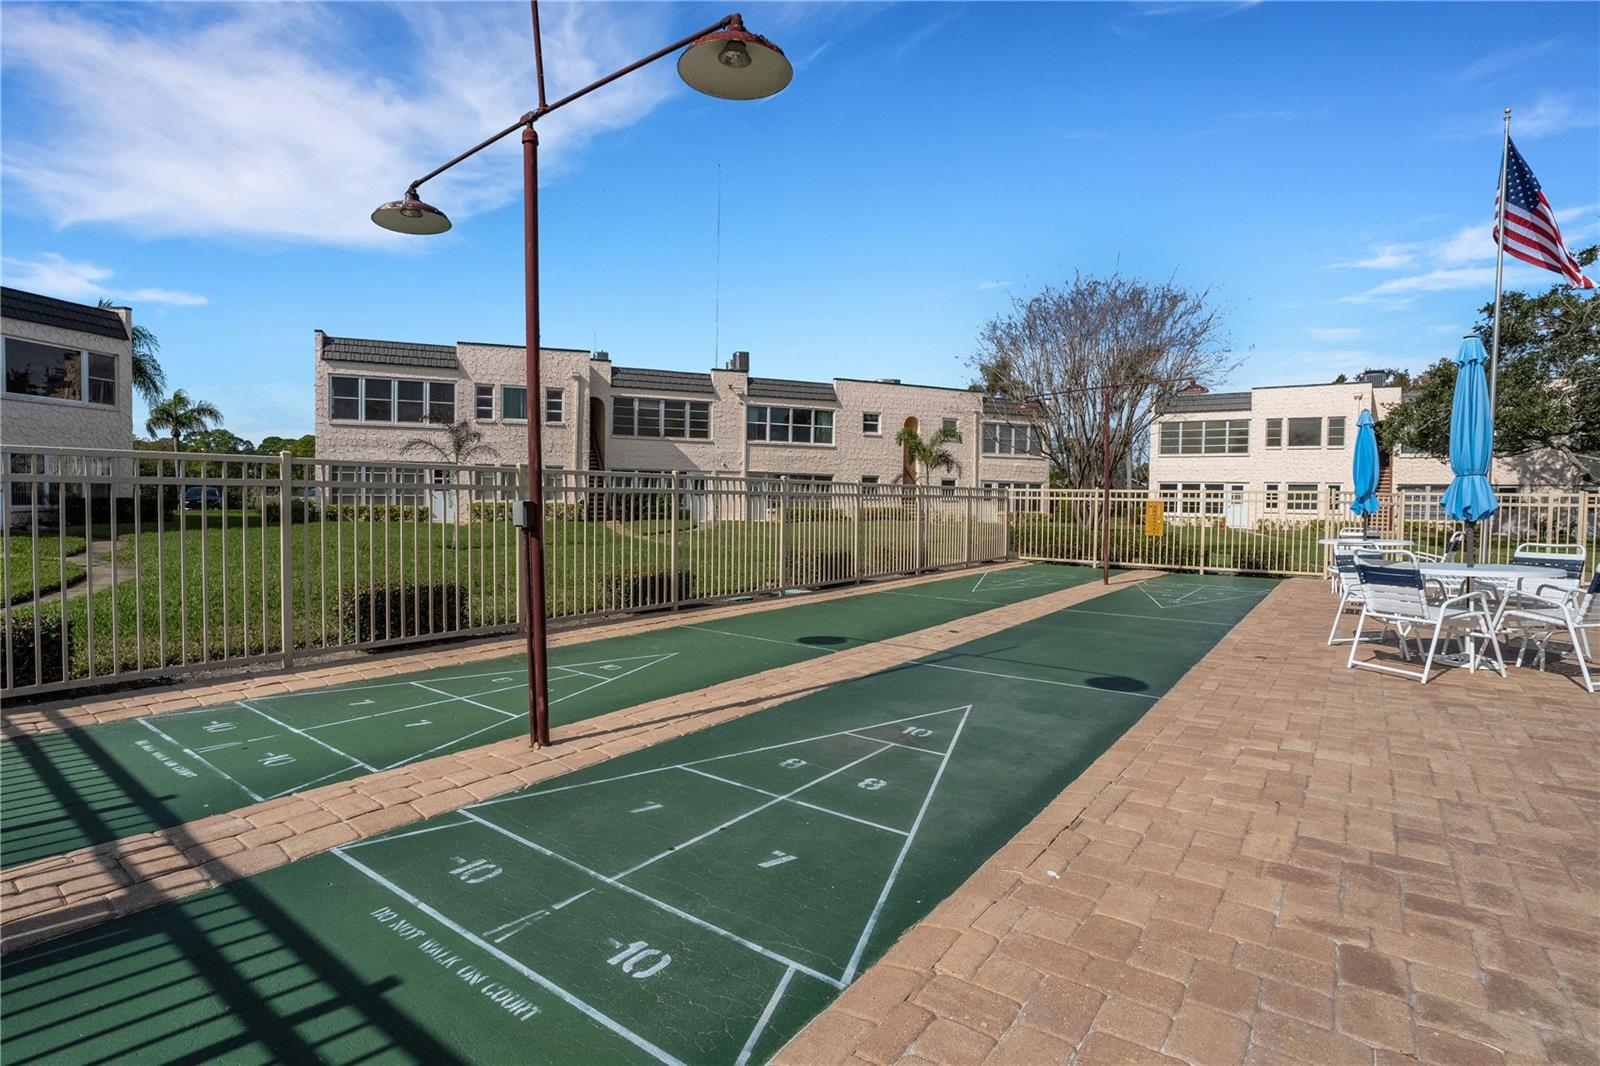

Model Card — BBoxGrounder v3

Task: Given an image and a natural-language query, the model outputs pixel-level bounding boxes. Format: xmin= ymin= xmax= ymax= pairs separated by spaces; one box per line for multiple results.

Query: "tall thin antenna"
xmin=714 ymin=163 xmax=722 ymax=367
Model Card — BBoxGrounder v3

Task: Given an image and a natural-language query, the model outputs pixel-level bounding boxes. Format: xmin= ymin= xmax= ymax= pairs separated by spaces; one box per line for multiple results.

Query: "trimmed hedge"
xmin=0 ymin=612 xmax=66 ymax=689
xmin=339 ymin=582 xmax=468 ymax=643
xmin=607 ymin=569 xmax=692 ymax=609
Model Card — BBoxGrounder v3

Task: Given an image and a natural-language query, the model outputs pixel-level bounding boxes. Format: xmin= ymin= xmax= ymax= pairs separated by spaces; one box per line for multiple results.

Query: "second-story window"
xmin=544 ymin=387 xmax=564 ymax=424
xmin=475 ymin=384 xmax=494 ymax=420
xmin=1287 ymin=416 xmax=1322 ymax=447
xmin=1327 ymin=416 xmax=1346 ymax=448
xmin=983 ymin=423 xmax=1036 ymax=455
xmin=330 ymin=375 xmax=452 ymax=423
xmin=1157 ymin=419 xmax=1248 ymax=455
xmin=748 ymin=405 xmax=834 ymax=444
xmin=862 ymin=412 xmax=880 ymax=435
xmin=941 ymin=417 xmax=960 ymax=439
xmin=1266 ymin=418 xmax=1283 ymax=447
xmin=612 ymin=397 xmax=712 ymax=439
xmin=502 ymin=385 xmax=528 ymax=421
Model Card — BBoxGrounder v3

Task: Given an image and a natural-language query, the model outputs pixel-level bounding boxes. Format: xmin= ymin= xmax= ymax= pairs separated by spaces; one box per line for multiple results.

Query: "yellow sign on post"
xmin=1144 ymin=500 xmax=1166 ymax=537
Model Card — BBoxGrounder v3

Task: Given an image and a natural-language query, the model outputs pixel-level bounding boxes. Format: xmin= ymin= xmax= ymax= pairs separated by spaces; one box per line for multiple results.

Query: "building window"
xmin=862 ymin=412 xmax=880 ymax=435
xmin=861 ymin=474 xmax=880 ymax=497
xmin=1266 ymin=418 xmax=1282 ymax=448
xmin=747 ymin=405 xmax=833 ymax=445
xmin=1287 ymin=417 xmax=1322 ymax=448
xmin=940 ymin=477 xmax=957 ymax=495
xmin=1157 ymin=419 xmax=1248 ymax=456
xmin=941 ymin=417 xmax=960 ymax=439
xmin=982 ymin=423 xmax=1036 ymax=455
xmin=614 ymin=397 xmax=712 ymax=439
xmin=475 ymin=384 xmax=494 ymax=421
xmin=544 ymin=387 xmax=564 ymax=424
xmin=502 ymin=386 xmax=528 ymax=422
xmin=1264 ymin=483 xmax=1280 ymax=510
xmin=1286 ymin=483 xmax=1319 ymax=511
xmin=3 ymin=337 xmax=117 ymax=406
xmin=1327 ymin=416 xmax=1346 ymax=448
xmin=329 ymin=375 xmax=451 ymax=424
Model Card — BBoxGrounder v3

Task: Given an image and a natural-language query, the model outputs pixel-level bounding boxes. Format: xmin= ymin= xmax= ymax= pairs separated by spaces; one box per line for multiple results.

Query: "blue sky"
xmin=3 ymin=1 xmax=1596 ymax=443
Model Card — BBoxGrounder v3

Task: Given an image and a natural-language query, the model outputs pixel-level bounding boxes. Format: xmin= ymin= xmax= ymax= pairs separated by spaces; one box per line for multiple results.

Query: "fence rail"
xmin=0 ymin=449 xmax=1005 ymax=698
xmin=1009 ymin=486 xmax=1598 ymax=580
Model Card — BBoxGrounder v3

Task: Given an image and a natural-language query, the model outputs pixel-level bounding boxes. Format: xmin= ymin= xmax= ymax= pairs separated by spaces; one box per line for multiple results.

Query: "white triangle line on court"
xmin=340 ymin=816 xmax=476 ymax=851
xmin=236 ymin=701 xmax=377 ymax=773
xmin=679 ymin=766 xmax=910 ymax=836
xmin=841 ymin=705 xmax=972 ymax=985
xmin=236 ymin=651 xmax=675 ymax=704
xmin=1136 ymin=582 xmax=1170 ymax=609
xmin=842 ymin=731 xmax=948 ymax=757
xmin=305 ymin=682 xmax=524 ymax=732
xmin=331 ymin=848 xmax=690 ymax=1066
xmin=134 ymin=717 xmax=267 ymax=804
xmin=912 ymin=661 xmax=1160 ymax=700
xmin=680 ymin=625 xmax=821 ymax=651
xmin=737 ymin=966 xmax=797 ymax=1066
xmin=476 ymin=705 xmax=972 ymax=807
xmin=1059 ymin=607 xmax=1234 ymax=629
xmin=455 ymin=808 xmax=844 ymax=990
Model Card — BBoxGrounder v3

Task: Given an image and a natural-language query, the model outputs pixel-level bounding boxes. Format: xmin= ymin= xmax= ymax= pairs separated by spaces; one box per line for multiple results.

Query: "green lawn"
xmin=2 ymin=510 xmax=999 ymax=689
xmin=4 ymin=534 xmax=87 ymax=606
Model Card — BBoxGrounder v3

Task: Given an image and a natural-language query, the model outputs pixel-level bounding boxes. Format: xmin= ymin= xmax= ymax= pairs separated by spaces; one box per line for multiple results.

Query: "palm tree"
xmin=145 ymin=389 xmax=224 ymax=451
xmin=400 ymin=416 xmax=500 ymax=465
xmin=98 ymin=298 xmax=166 ymax=405
xmin=894 ymin=423 xmax=960 ymax=486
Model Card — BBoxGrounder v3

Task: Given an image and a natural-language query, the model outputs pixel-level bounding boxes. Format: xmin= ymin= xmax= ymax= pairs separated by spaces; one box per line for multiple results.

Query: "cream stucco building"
xmin=312 ymin=332 xmax=1049 ymax=492
xmin=2 ymin=288 xmax=136 ymax=523
xmin=1147 ymin=373 xmax=1574 ymax=517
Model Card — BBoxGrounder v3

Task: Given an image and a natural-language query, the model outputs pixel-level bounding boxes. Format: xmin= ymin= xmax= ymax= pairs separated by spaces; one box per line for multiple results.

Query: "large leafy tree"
xmin=971 ymin=272 xmax=1234 ymax=488
xmin=1381 ymin=246 xmax=1599 ymax=484
xmin=97 ymin=298 xmax=166 ymax=405
xmin=145 ymin=389 xmax=224 ymax=451
xmin=257 ymin=434 xmax=316 ymax=458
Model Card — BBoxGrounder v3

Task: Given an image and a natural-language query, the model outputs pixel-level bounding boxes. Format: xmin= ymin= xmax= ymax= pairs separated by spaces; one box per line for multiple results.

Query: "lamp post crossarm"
xmin=404 ymin=14 xmax=739 ymax=196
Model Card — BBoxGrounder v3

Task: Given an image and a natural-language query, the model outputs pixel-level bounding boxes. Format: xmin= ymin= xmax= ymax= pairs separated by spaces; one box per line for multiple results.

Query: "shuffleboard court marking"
xmin=474 ymin=705 xmax=967 ymax=808
xmin=406 ymin=681 xmax=522 ymax=719
xmin=330 ymin=848 xmax=689 ymax=1066
xmin=304 ymin=684 xmax=524 ymax=731
xmin=342 ymin=817 xmax=477 ymax=851
xmin=912 ymin=661 xmax=1161 ymax=700
xmin=133 ymin=718 xmax=267 ymax=803
xmin=970 ymin=571 xmax=990 ymax=593
xmin=842 ymin=704 xmax=971 ymax=984
xmin=236 ymin=702 xmax=377 ymax=773
xmin=261 ymin=765 xmax=361 ymax=801
xmin=737 ymin=966 xmax=796 ymax=1066
xmin=455 ymin=809 xmax=844 ymax=989
xmin=677 ymin=765 xmax=910 ymax=836
xmin=1060 ymin=607 xmax=1235 ymax=628
xmin=680 ymin=625 xmax=816 ymax=650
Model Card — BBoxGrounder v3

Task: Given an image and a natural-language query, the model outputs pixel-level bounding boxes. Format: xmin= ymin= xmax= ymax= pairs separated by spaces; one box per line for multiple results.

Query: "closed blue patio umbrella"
xmin=1440 ymin=336 xmax=1499 ymax=565
xmin=1349 ymin=409 xmax=1380 ymax=535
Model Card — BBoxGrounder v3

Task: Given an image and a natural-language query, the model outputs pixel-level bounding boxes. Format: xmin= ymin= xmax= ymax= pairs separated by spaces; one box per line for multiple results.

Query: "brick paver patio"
xmin=775 ymin=577 xmax=1598 ymax=1066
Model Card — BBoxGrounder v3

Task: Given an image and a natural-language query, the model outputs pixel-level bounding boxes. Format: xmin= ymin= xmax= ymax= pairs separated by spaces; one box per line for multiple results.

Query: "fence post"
xmin=852 ymin=481 xmax=863 ymax=583
xmin=669 ymin=470 xmax=681 ymax=609
xmin=777 ymin=476 xmax=788 ymax=588
xmin=1198 ymin=510 xmax=1209 ymax=575
xmin=516 ymin=463 xmax=528 ymax=624
xmin=278 ymin=451 xmax=294 ymax=668
xmin=965 ymin=490 xmax=974 ymax=565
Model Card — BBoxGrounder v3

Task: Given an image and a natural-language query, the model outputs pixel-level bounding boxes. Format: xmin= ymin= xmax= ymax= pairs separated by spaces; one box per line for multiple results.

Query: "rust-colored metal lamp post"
xmin=372 ymin=4 xmax=792 ymax=747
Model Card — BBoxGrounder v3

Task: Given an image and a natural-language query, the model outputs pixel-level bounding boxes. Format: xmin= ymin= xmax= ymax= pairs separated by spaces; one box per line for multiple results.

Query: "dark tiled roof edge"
xmin=320 ymin=335 xmax=460 ymax=369
xmin=610 ymin=367 xmax=716 ymax=394
xmin=1 ymin=287 xmax=130 ymax=341
xmin=1154 ymin=391 xmax=1253 ymax=414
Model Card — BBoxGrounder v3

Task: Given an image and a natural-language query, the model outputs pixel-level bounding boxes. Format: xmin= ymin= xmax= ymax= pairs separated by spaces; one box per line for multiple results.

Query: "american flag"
xmin=1494 ymin=139 xmax=1595 ymax=289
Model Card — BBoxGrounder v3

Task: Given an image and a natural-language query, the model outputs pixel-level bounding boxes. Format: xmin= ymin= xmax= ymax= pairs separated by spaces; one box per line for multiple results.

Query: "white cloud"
xmin=1341 ymin=267 xmax=1496 ymax=304
xmin=1452 ymin=40 xmax=1564 ymax=86
xmin=0 ymin=3 xmax=679 ymax=247
xmin=1328 ymin=243 xmax=1418 ymax=270
xmin=1 ymin=252 xmax=208 ymax=306
xmin=977 ymin=279 xmax=1012 ymax=292
xmin=1307 ymin=327 xmax=1362 ymax=342
xmin=1438 ymin=92 xmax=1599 ymax=141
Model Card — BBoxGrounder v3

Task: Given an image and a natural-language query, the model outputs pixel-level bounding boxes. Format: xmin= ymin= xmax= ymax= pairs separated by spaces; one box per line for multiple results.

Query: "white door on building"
xmin=1225 ymin=484 xmax=1248 ymax=529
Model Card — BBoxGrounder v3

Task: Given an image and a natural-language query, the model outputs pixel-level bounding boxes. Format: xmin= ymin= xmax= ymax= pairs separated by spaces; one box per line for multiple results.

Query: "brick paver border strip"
xmin=0 ymin=570 xmax=1159 ymax=955
xmin=1 ymin=562 xmax=1036 ymax=740
xmin=774 ymin=577 xmax=1598 ymax=1066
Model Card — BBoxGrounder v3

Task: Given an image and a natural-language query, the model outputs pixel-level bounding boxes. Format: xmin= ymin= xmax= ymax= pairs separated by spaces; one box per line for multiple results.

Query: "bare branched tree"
xmin=972 ymin=273 xmax=1235 ymax=488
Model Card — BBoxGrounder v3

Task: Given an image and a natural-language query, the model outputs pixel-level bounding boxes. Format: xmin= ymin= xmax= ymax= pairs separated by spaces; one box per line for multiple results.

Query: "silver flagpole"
xmin=1488 ymin=107 xmax=1510 ymax=448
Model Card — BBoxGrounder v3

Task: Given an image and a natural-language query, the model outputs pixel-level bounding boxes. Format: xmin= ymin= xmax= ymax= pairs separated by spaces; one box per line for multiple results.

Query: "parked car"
xmin=183 ymin=486 xmax=224 ymax=510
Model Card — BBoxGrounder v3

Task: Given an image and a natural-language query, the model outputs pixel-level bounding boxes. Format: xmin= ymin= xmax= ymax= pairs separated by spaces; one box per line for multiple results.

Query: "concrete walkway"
xmin=775 ymin=577 xmax=1597 ymax=1066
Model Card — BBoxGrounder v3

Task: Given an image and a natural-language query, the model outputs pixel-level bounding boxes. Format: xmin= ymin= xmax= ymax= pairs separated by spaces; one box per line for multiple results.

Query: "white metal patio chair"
xmin=1492 ymin=571 xmax=1599 ymax=694
xmin=1347 ymin=552 xmax=1505 ymax=683
xmin=1327 ymin=546 xmax=1389 ymax=645
xmin=1507 ymin=542 xmax=1586 ymax=596
xmin=1414 ymin=530 xmax=1464 ymax=564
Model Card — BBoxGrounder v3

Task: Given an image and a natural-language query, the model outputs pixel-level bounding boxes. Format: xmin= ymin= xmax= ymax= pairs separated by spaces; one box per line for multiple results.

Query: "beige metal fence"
xmin=1009 ymin=486 xmax=1598 ymax=579
xmin=0 ymin=449 xmax=1004 ymax=698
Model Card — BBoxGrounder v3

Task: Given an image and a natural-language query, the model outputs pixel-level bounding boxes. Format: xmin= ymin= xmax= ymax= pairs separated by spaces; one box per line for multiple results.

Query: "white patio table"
xmin=1317 ymin=538 xmax=1413 ymax=548
xmin=1418 ymin=562 xmax=1557 ymax=587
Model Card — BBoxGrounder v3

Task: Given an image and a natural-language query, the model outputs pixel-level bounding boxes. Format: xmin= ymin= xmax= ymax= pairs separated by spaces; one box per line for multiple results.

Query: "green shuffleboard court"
xmin=0 ymin=573 xmax=1277 ymax=1065
xmin=2 ymin=564 xmax=1096 ymax=867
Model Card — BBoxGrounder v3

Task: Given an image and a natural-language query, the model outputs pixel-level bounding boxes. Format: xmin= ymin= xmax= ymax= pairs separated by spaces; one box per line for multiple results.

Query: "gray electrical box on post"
xmin=514 ymin=500 xmax=540 ymax=530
